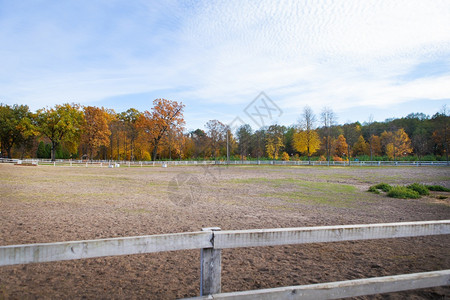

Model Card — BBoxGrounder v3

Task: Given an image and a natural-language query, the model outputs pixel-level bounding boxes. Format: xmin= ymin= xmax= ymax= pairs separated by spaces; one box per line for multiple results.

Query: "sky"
xmin=0 ymin=0 xmax=449 ymax=132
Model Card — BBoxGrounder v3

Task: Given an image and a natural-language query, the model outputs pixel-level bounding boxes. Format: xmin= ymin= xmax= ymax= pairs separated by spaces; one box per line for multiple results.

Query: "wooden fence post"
xmin=200 ymin=227 xmax=221 ymax=296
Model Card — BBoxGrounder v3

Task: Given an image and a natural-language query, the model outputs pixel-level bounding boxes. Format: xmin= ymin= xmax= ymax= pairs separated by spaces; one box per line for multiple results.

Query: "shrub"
xmin=281 ymin=152 xmax=290 ymax=161
xmin=426 ymin=185 xmax=450 ymax=192
xmin=332 ymin=156 xmax=343 ymax=162
xmin=387 ymin=186 xmax=420 ymax=199
xmin=407 ymin=183 xmax=430 ymax=195
xmin=141 ymin=151 xmax=151 ymax=161
xmin=368 ymin=186 xmax=380 ymax=194
xmin=318 ymin=155 xmax=327 ymax=161
xmin=373 ymin=183 xmax=392 ymax=192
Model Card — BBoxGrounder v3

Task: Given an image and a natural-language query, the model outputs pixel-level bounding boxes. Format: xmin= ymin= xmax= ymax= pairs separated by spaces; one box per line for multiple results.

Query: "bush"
xmin=281 ymin=152 xmax=290 ymax=161
xmin=407 ymin=183 xmax=430 ymax=195
xmin=332 ymin=156 xmax=343 ymax=162
xmin=373 ymin=183 xmax=392 ymax=192
xmin=141 ymin=151 xmax=151 ymax=161
xmin=368 ymin=186 xmax=380 ymax=194
xmin=426 ymin=185 xmax=450 ymax=192
xmin=387 ymin=186 xmax=420 ymax=199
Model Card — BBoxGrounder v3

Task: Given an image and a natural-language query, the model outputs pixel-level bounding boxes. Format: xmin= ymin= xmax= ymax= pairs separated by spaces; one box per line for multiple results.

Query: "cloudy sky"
xmin=1 ymin=0 xmax=449 ymax=131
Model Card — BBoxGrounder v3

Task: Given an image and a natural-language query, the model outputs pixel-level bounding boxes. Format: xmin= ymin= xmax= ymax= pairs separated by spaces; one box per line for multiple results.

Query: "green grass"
xmin=260 ymin=181 xmax=359 ymax=207
xmin=407 ymin=183 xmax=430 ymax=195
xmin=426 ymin=185 xmax=450 ymax=192
xmin=387 ymin=186 xmax=421 ymax=199
xmin=372 ymin=183 xmax=393 ymax=192
xmin=369 ymin=182 xmax=450 ymax=199
xmin=368 ymin=186 xmax=380 ymax=194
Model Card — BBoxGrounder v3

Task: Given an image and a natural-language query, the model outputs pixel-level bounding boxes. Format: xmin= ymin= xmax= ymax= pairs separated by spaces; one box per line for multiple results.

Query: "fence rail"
xmin=1 ymin=220 xmax=449 ymax=299
xmin=188 ymin=270 xmax=450 ymax=300
xmin=1 ymin=158 xmax=449 ymax=167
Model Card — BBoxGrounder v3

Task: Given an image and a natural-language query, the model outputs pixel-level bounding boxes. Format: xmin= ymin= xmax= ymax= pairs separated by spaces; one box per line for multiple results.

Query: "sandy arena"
xmin=0 ymin=163 xmax=449 ymax=299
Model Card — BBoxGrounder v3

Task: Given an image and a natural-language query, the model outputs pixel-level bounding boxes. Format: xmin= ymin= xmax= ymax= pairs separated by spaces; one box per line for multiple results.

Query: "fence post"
xmin=200 ymin=227 xmax=221 ymax=296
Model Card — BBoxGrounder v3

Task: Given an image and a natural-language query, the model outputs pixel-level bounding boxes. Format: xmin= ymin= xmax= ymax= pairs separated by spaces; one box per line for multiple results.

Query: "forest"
xmin=0 ymin=99 xmax=448 ymax=162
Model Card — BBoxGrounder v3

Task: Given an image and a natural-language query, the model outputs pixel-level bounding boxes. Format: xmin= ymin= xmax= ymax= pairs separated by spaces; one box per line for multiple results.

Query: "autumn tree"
xmin=236 ymin=124 xmax=252 ymax=161
xmin=294 ymin=106 xmax=320 ymax=164
xmin=189 ymin=129 xmax=208 ymax=158
xmin=334 ymin=134 xmax=349 ymax=158
xmin=342 ymin=122 xmax=361 ymax=158
xmin=265 ymin=125 xmax=285 ymax=160
xmin=205 ymin=120 xmax=227 ymax=160
xmin=251 ymin=129 xmax=266 ymax=159
xmin=0 ymin=104 xmax=34 ymax=158
xmin=107 ymin=110 xmax=123 ymax=160
xmin=412 ymin=127 xmax=431 ymax=159
xmin=138 ymin=99 xmax=185 ymax=160
xmin=320 ymin=107 xmax=337 ymax=163
xmin=293 ymin=130 xmax=320 ymax=161
xmin=118 ymin=108 xmax=141 ymax=160
xmin=381 ymin=129 xmax=412 ymax=160
xmin=352 ymin=135 xmax=369 ymax=156
xmin=369 ymin=135 xmax=382 ymax=157
xmin=35 ymin=104 xmax=84 ymax=161
xmin=81 ymin=106 xmax=111 ymax=160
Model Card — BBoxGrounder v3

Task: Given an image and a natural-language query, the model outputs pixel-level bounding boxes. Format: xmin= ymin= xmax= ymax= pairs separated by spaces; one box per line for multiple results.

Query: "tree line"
xmin=0 ymin=100 xmax=448 ymax=162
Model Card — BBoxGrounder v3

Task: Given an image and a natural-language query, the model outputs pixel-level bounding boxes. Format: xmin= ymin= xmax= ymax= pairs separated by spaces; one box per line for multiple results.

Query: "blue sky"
xmin=1 ymin=0 xmax=449 ymax=132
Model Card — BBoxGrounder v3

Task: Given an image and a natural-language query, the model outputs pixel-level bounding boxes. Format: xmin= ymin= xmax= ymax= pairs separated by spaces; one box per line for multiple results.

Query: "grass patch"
xmin=426 ymin=185 xmax=450 ymax=192
xmin=407 ymin=183 xmax=430 ymax=195
xmin=369 ymin=182 xmax=449 ymax=199
xmin=227 ymin=177 xmax=270 ymax=184
xmin=387 ymin=186 xmax=421 ymax=199
xmin=372 ymin=183 xmax=392 ymax=192
xmin=368 ymin=186 xmax=380 ymax=194
xmin=260 ymin=181 xmax=359 ymax=208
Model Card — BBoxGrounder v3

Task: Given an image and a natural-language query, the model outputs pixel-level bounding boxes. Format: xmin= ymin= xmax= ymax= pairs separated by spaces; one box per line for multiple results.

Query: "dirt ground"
xmin=0 ymin=163 xmax=449 ymax=299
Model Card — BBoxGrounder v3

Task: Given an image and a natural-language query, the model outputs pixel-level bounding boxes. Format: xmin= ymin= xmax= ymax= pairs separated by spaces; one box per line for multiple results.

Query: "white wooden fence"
xmin=1 ymin=158 xmax=449 ymax=167
xmin=1 ymin=220 xmax=449 ymax=299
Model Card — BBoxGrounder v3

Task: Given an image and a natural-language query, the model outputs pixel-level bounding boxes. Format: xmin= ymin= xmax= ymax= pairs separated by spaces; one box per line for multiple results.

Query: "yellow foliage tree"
xmin=381 ymin=129 xmax=412 ymax=160
xmin=266 ymin=136 xmax=283 ymax=159
xmin=369 ymin=135 xmax=382 ymax=157
xmin=293 ymin=129 xmax=321 ymax=162
xmin=352 ymin=135 xmax=369 ymax=156
xmin=265 ymin=125 xmax=285 ymax=160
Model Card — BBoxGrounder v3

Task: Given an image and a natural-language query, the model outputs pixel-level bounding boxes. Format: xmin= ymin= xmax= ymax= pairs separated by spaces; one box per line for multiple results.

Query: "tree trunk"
xmin=51 ymin=141 xmax=56 ymax=162
xmin=5 ymin=145 xmax=12 ymax=159
xmin=153 ymin=144 xmax=158 ymax=161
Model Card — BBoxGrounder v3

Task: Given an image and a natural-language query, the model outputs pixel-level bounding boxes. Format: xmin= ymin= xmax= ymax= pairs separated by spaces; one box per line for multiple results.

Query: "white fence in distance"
xmin=1 ymin=220 xmax=449 ymax=299
xmin=1 ymin=158 xmax=449 ymax=167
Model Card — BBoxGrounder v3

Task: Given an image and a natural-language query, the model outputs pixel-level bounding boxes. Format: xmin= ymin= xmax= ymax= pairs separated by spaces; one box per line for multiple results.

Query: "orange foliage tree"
xmin=138 ymin=99 xmax=185 ymax=160
xmin=369 ymin=135 xmax=382 ymax=157
xmin=334 ymin=134 xmax=348 ymax=158
xmin=81 ymin=106 xmax=111 ymax=160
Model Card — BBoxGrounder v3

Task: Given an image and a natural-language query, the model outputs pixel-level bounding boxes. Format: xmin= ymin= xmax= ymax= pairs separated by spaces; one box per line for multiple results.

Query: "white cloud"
xmin=0 ymin=0 xmax=449 ymax=125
